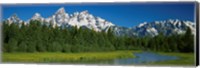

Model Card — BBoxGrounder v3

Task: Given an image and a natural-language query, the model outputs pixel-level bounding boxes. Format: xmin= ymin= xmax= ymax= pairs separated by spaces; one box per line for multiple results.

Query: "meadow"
xmin=2 ymin=50 xmax=195 ymax=65
xmin=2 ymin=50 xmax=139 ymax=64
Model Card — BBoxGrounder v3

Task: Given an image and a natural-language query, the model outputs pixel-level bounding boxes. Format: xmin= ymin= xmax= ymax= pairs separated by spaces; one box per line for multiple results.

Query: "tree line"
xmin=2 ymin=20 xmax=194 ymax=53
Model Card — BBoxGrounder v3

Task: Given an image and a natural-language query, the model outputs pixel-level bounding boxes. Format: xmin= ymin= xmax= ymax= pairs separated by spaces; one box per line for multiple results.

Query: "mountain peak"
xmin=6 ymin=13 xmax=25 ymax=24
xmin=56 ymin=7 xmax=66 ymax=14
xmin=80 ymin=10 xmax=89 ymax=15
xmin=34 ymin=13 xmax=41 ymax=17
xmin=9 ymin=13 xmax=19 ymax=19
xmin=31 ymin=13 xmax=44 ymax=21
xmin=7 ymin=13 xmax=20 ymax=23
xmin=138 ymin=22 xmax=147 ymax=28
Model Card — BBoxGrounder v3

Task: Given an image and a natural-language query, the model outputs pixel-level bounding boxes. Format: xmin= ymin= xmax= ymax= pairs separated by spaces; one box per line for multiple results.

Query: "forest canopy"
xmin=2 ymin=20 xmax=194 ymax=53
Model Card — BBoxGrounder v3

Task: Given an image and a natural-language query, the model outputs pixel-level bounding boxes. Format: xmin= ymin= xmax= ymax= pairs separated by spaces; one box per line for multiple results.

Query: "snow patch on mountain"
xmin=146 ymin=27 xmax=158 ymax=36
xmin=138 ymin=22 xmax=147 ymax=28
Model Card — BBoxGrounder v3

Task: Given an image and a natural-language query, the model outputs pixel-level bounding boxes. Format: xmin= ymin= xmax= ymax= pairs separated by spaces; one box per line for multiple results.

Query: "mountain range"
xmin=5 ymin=7 xmax=196 ymax=37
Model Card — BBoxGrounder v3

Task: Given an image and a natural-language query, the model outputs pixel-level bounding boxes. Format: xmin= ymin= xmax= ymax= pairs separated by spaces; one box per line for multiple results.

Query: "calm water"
xmin=113 ymin=52 xmax=179 ymax=65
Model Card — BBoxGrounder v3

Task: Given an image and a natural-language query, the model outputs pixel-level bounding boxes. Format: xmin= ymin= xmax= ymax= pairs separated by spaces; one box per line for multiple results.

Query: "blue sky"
xmin=2 ymin=2 xmax=195 ymax=27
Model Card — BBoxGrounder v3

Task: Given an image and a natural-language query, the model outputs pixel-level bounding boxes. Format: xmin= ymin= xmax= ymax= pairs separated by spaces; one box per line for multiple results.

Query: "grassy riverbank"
xmin=2 ymin=50 xmax=139 ymax=64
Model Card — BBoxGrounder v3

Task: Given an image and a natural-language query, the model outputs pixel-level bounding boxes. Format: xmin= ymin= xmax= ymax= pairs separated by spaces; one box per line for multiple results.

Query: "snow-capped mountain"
xmin=131 ymin=19 xmax=196 ymax=37
xmin=45 ymin=7 xmax=70 ymax=27
xmin=31 ymin=13 xmax=45 ymax=22
xmin=4 ymin=7 xmax=195 ymax=37
xmin=43 ymin=7 xmax=114 ymax=31
xmin=6 ymin=14 xmax=25 ymax=25
xmin=110 ymin=19 xmax=195 ymax=37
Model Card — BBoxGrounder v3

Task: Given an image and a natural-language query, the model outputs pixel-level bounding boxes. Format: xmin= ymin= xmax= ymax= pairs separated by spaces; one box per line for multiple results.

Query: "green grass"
xmin=3 ymin=50 xmax=194 ymax=65
xmin=147 ymin=52 xmax=195 ymax=66
xmin=2 ymin=50 xmax=140 ymax=64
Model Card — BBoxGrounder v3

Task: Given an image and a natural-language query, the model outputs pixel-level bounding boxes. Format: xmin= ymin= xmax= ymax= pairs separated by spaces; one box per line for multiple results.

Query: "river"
xmin=113 ymin=52 xmax=179 ymax=65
